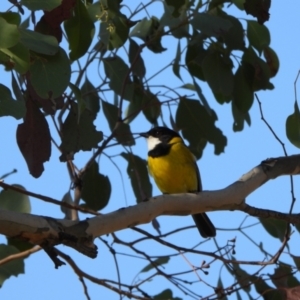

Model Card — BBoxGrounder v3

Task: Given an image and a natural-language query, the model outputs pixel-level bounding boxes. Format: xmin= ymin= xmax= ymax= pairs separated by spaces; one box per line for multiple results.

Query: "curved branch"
xmin=0 ymin=154 xmax=299 ymax=260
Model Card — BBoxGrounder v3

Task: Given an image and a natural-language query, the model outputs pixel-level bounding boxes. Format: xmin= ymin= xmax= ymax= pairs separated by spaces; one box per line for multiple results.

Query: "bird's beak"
xmin=139 ymin=132 xmax=149 ymax=138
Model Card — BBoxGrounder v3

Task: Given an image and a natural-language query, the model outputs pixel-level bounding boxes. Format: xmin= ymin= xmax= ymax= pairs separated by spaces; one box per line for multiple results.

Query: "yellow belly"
xmin=148 ymin=141 xmax=199 ymax=193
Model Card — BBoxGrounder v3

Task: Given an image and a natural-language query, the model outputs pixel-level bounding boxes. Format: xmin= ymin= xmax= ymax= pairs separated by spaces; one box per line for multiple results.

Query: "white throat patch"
xmin=146 ymin=136 xmax=161 ymax=151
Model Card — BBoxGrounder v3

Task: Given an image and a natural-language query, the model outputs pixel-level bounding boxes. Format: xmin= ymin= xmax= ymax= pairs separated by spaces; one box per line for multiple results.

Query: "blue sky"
xmin=1 ymin=1 xmax=300 ymax=299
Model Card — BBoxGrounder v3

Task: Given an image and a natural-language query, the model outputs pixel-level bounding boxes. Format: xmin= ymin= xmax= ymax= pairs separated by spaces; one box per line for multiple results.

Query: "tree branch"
xmin=0 ymin=154 xmax=300 ymax=260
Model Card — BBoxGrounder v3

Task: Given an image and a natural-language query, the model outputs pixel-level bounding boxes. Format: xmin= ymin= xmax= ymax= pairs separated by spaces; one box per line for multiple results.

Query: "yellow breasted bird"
xmin=140 ymin=126 xmax=216 ymax=238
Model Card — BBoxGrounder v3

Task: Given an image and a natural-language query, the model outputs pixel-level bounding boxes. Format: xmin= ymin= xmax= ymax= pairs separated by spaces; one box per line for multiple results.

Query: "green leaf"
xmin=259 ymin=218 xmax=289 ymax=241
xmin=0 ymin=244 xmax=24 ymax=288
xmin=142 ymin=90 xmax=161 ymax=125
xmin=286 ymin=101 xmax=300 ymax=149
xmin=192 ymin=78 xmax=211 ymax=115
xmin=0 ymin=185 xmax=31 ymax=213
xmin=102 ymin=100 xmax=118 ymax=131
xmin=7 ymin=238 xmax=33 ymax=252
xmin=172 ymin=40 xmax=181 ymax=80
xmin=232 ymin=101 xmax=251 ymax=132
xmin=102 ymin=100 xmax=135 ymax=146
xmin=216 ymin=277 xmax=228 ymax=300
xmin=130 ymin=18 xmax=152 ymax=40
xmin=176 ymin=98 xmax=227 ymax=158
xmin=130 ymin=17 xmax=166 ymax=53
xmin=81 ymin=162 xmax=111 ymax=211
xmin=140 ymin=256 xmax=170 ymax=273
xmin=96 ymin=0 xmax=129 ymax=49
xmin=20 ymin=16 xmax=30 ymax=29
xmin=252 ymin=276 xmax=281 ymax=300
xmin=60 ymin=103 xmax=103 ymax=156
xmin=180 ymin=83 xmax=196 ymax=91
xmin=124 ymin=81 xmax=144 ymax=124
xmin=0 ymin=42 xmax=30 ymax=74
xmin=124 ymin=102 xmax=139 ymax=124
xmin=11 ymin=72 xmax=24 ymax=102
xmin=291 ymin=254 xmax=300 ymax=271
xmin=29 ymin=47 xmax=71 ymax=98
xmin=191 ymin=13 xmax=232 ymax=38
xmin=209 ymin=0 xmax=231 ymax=10
xmin=87 ymin=2 xmax=102 ymax=22
xmin=233 ymin=64 xmax=254 ymax=113
xmin=69 ymin=82 xmax=85 ymax=122
xmin=98 ymin=22 xmax=109 ymax=45
xmin=146 ymin=17 xmax=166 ymax=53
xmin=99 ymin=14 xmax=129 ymax=50
xmin=242 ymin=47 xmax=272 ymax=91
xmin=225 ymin=257 xmax=251 ymax=292
xmin=247 ymin=21 xmax=270 ymax=53
xmin=121 ymin=153 xmax=152 ymax=203
xmin=164 ymin=0 xmax=185 ymax=18
xmin=201 ymin=51 xmax=234 ymax=101
xmin=185 ymin=39 xmax=207 ymax=81
xmin=160 ymin=2 xmax=189 ymax=39
xmin=0 ymin=51 xmax=10 ymax=68
xmin=20 ymin=0 xmax=62 ymax=11
xmin=0 ymin=84 xmax=25 ymax=119
xmin=220 ymin=13 xmax=245 ymax=50
xmin=19 ymin=29 xmax=59 ymax=55
xmin=232 ymin=0 xmax=245 ymax=10
xmin=103 ymin=56 xmax=134 ymax=101
xmin=153 ymin=289 xmax=182 ymax=300
xmin=295 ymin=218 xmax=300 ymax=234
xmin=0 ymin=17 xmax=20 ymax=49
xmin=81 ymin=77 xmax=100 ymax=116
xmin=60 ymin=191 xmax=74 ymax=218
xmin=115 ymin=123 xmax=135 ymax=146
xmin=129 ymin=38 xmax=146 ymax=79
xmin=270 ymin=264 xmax=299 ymax=288
xmin=64 ymin=0 xmax=95 ymax=60
xmin=100 ymin=0 xmax=122 ymax=11
xmin=0 ymin=12 xmax=21 ymax=26
xmin=263 ymin=46 xmax=280 ymax=78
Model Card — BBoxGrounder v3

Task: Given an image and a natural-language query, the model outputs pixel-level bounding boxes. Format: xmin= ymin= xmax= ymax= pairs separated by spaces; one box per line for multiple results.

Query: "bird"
xmin=139 ymin=126 xmax=216 ymax=238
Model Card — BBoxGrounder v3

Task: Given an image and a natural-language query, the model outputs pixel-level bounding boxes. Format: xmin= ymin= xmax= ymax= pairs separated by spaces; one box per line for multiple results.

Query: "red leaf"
xmin=35 ymin=0 xmax=76 ymax=42
xmin=284 ymin=286 xmax=300 ymax=300
xmin=35 ymin=16 xmax=63 ymax=43
xmin=44 ymin=0 xmax=76 ymax=28
xmin=16 ymin=98 xmax=51 ymax=178
xmin=244 ymin=0 xmax=271 ymax=25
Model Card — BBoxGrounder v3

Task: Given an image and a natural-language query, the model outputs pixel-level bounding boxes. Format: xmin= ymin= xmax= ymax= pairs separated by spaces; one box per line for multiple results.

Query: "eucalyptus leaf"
xmin=81 ymin=162 xmax=111 ymax=211
xmin=0 ymin=84 xmax=25 ymax=119
xmin=286 ymin=101 xmax=300 ymax=149
xmin=0 ymin=245 xmax=24 ymax=287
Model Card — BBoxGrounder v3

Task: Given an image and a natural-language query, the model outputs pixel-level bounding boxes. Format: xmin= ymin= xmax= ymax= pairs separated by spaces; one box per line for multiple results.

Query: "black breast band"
xmin=148 ymin=143 xmax=171 ymax=158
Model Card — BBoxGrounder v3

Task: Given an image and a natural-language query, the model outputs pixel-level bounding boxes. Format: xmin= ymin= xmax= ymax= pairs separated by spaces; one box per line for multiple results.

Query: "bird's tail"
xmin=192 ymin=213 xmax=216 ymax=238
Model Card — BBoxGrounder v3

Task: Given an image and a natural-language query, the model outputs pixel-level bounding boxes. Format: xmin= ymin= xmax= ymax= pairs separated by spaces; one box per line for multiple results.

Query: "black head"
xmin=140 ymin=127 xmax=182 ymax=156
xmin=139 ymin=126 xmax=181 ymax=144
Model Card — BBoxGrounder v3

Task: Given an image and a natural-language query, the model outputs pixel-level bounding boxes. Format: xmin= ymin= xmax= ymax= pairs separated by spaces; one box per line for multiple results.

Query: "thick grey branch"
xmin=0 ymin=154 xmax=299 ymax=257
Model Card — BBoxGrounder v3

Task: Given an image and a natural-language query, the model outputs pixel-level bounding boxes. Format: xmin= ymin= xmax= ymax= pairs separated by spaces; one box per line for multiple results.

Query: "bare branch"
xmin=0 ymin=154 xmax=300 ymax=260
xmin=0 ymin=246 xmax=41 ymax=266
xmin=56 ymin=249 xmax=150 ymax=300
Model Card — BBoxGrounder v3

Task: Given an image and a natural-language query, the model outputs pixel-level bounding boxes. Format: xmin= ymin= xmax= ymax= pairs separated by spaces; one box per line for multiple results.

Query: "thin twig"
xmin=56 ymin=249 xmax=150 ymax=300
xmin=0 ymin=181 xmax=99 ymax=216
xmin=0 ymin=246 xmax=41 ymax=266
